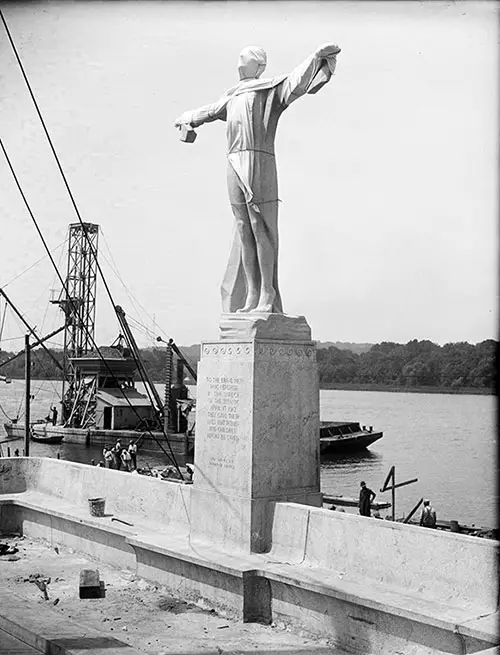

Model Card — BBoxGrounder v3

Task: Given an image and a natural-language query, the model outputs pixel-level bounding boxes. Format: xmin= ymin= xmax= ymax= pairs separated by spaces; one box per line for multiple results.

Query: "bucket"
xmin=88 ymin=498 xmax=106 ymax=517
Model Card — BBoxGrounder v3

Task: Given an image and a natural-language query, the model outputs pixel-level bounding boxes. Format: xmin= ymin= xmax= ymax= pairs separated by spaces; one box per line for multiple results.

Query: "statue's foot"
xmin=252 ymin=303 xmax=274 ymax=313
xmin=252 ymin=289 xmax=276 ymax=314
xmin=236 ymin=293 xmax=259 ymax=313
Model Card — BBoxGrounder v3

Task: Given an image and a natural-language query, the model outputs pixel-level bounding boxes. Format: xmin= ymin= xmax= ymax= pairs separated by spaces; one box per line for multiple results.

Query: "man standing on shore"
xmin=359 ymin=481 xmax=376 ymax=517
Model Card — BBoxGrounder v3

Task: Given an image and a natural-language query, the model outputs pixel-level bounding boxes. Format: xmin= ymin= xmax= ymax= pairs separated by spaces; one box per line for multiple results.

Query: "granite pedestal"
xmin=190 ymin=314 xmax=321 ymax=553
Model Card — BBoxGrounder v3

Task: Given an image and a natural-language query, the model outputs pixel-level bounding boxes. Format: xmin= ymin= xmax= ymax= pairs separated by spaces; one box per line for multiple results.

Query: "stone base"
xmin=219 ymin=313 xmax=311 ymax=341
xmin=190 ymin=488 xmax=322 ymax=553
xmin=192 ymin=336 xmax=320 ymax=553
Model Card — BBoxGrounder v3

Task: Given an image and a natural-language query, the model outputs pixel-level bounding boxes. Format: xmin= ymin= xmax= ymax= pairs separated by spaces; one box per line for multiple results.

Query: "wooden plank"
xmin=322 ymin=495 xmax=391 ymax=510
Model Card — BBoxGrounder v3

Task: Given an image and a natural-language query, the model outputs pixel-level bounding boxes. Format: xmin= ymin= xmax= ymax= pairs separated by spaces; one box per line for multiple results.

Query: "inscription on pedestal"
xmin=196 ymin=370 xmax=251 ymax=491
xmin=206 ymin=375 xmax=243 ymax=445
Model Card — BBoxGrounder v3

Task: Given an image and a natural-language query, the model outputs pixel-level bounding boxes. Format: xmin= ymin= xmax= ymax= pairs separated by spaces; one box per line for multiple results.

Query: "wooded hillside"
xmin=0 ymin=339 xmax=496 ymax=392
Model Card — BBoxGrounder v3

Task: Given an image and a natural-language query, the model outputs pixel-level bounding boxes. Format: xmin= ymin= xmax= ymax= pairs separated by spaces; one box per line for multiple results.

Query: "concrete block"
xmin=79 ymin=569 xmax=101 ymax=598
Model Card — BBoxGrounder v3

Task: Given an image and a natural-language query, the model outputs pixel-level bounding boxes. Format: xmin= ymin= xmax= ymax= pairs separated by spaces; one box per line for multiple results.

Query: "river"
xmin=1 ymin=379 xmax=497 ymax=527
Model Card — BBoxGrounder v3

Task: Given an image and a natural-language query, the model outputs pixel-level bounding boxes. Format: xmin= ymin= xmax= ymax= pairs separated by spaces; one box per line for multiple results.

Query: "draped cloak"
xmin=187 ymin=52 xmax=337 ymax=313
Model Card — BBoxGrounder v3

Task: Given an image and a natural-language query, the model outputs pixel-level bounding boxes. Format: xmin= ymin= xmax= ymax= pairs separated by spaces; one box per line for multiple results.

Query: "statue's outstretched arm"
xmin=278 ymin=43 xmax=341 ymax=107
xmin=174 ymin=95 xmax=229 ymax=130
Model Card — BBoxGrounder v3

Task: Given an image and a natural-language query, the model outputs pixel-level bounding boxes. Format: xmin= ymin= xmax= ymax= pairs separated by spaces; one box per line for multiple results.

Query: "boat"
xmin=322 ymin=494 xmax=390 ymax=510
xmin=30 ymin=429 xmax=64 ymax=444
xmin=1 ymin=419 xmax=48 ymax=443
xmin=319 ymin=421 xmax=383 ymax=453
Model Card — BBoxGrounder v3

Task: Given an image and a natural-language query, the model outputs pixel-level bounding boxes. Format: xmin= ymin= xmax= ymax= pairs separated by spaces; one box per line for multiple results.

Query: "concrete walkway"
xmin=0 ymin=628 xmax=41 ymax=655
xmin=0 ymin=536 xmax=345 ymax=655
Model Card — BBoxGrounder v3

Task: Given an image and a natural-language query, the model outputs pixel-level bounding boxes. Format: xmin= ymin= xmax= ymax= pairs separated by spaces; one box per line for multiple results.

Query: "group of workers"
xmin=100 ymin=441 xmax=138 ymax=472
xmin=330 ymin=481 xmax=438 ymax=528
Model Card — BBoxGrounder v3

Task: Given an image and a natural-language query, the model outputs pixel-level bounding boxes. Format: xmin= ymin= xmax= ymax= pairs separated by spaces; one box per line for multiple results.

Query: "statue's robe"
xmin=187 ymin=52 xmax=336 ymax=313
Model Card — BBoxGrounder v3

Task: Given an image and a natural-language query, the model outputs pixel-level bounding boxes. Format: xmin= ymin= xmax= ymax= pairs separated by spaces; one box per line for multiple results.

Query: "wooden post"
xmin=392 ymin=472 xmax=396 ymax=521
xmin=24 ymin=334 xmax=30 ymax=457
xmin=380 ymin=465 xmax=418 ymax=521
xmin=403 ymin=497 xmax=424 ymax=524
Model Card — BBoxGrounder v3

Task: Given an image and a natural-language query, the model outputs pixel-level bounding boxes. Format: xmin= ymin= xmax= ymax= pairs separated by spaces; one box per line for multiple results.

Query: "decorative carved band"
xmin=202 ymin=343 xmax=315 ymax=359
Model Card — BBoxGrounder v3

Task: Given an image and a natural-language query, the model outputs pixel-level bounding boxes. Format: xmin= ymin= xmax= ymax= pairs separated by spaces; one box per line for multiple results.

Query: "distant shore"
xmin=4 ymin=376 xmax=494 ymax=396
xmin=319 ymin=383 xmax=494 ymax=395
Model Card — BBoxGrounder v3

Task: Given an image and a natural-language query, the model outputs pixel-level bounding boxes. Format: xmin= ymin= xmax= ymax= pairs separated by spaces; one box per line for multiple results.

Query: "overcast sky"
xmin=0 ymin=0 xmax=497 ymax=350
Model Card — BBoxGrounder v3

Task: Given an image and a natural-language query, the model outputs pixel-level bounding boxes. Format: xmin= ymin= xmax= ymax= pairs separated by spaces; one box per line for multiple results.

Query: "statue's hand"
xmin=174 ymin=112 xmax=193 ymax=129
xmin=315 ymin=43 xmax=341 ymax=58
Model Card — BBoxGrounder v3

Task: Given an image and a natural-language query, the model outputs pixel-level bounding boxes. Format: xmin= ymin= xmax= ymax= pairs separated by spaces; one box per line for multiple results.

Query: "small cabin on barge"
xmin=95 ymin=388 xmax=153 ymax=430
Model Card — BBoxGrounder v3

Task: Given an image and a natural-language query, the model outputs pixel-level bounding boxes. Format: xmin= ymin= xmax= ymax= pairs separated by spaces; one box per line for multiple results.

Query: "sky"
xmin=0 ymin=0 xmax=498 ymax=351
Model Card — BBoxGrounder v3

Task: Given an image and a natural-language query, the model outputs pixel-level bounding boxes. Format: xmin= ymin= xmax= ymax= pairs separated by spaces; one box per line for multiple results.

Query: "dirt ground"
xmin=0 ymin=534 xmax=342 ymax=655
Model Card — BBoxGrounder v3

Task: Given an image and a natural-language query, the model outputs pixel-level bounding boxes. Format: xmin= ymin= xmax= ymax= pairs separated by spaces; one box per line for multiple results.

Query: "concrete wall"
xmin=1 ymin=459 xmax=498 ymax=619
xmin=269 ymin=502 xmax=499 ymax=613
xmin=0 ymin=457 xmax=191 ymax=535
xmin=1 ymin=458 xmax=498 ymax=654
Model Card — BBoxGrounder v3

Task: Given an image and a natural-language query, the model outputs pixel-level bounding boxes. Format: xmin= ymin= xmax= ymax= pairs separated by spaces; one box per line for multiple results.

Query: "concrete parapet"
xmin=0 ymin=457 xmax=191 ymax=535
xmin=301 ymin=504 xmax=498 ymax=613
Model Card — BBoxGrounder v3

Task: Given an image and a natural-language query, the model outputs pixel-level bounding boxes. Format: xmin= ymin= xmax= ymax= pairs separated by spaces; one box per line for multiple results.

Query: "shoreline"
xmin=319 ymin=383 xmax=494 ymax=395
xmin=4 ymin=376 xmax=494 ymax=396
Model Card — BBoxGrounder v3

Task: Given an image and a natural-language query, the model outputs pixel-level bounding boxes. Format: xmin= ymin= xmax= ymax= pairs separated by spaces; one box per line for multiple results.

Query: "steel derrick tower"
xmin=52 ymin=222 xmax=99 ymax=423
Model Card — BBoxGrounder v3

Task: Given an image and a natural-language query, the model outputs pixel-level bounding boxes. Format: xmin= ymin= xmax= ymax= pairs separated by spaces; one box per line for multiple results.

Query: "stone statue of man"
xmin=174 ymin=44 xmax=340 ymax=314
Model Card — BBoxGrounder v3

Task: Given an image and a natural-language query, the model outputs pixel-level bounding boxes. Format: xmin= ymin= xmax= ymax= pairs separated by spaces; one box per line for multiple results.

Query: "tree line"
xmin=0 ymin=339 xmax=496 ymax=392
xmin=316 ymin=339 xmax=496 ymax=391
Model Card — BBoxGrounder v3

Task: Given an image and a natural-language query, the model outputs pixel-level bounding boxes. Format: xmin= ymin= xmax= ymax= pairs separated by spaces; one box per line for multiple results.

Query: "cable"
xmin=0 ymin=9 xmax=184 ymax=476
xmin=0 ymin=145 xmax=183 ymax=474
xmin=1 ymin=239 xmax=67 ymax=288
xmin=100 ymin=228 xmax=173 ymax=345
xmin=0 ymin=137 xmax=182 ymax=472
xmin=0 ymin=399 xmax=16 ymax=422
xmin=0 ymin=304 xmax=6 ymax=347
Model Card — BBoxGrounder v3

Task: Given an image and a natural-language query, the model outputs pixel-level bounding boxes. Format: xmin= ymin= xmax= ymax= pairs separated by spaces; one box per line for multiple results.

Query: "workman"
xmin=128 ymin=442 xmax=138 ymax=470
xmin=359 ymin=480 xmax=376 ymax=517
xmin=121 ymin=447 xmax=133 ymax=472
xmin=103 ymin=446 xmax=114 ymax=469
xmin=419 ymin=499 xmax=437 ymax=528
xmin=113 ymin=441 xmax=122 ymax=470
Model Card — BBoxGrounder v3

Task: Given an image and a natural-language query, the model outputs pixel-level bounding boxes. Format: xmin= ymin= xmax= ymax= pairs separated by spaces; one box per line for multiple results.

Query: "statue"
xmin=174 ymin=44 xmax=341 ymax=314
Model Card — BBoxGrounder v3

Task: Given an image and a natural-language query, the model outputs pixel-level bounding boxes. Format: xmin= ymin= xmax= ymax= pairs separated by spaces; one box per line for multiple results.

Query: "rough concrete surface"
xmin=0 ymin=628 xmax=41 ymax=655
xmin=0 ymin=534 xmax=344 ymax=655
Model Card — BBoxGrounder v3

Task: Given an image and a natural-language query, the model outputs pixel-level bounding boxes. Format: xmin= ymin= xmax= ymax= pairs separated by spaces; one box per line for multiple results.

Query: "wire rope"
xmin=0 ymin=398 xmax=16 ymax=421
xmin=100 ymin=229 xmax=174 ymax=344
xmin=0 ymin=11 xmax=184 ymax=476
xmin=1 ymin=239 xmax=67 ymax=289
xmin=0 ymin=134 xmax=183 ymax=474
xmin=0 ymin=300 xmax=6 ymax=346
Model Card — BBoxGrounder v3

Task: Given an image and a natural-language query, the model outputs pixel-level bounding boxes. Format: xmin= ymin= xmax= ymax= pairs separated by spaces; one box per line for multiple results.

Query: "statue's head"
xmin=238 ymin=46 xmax=267 ymax=80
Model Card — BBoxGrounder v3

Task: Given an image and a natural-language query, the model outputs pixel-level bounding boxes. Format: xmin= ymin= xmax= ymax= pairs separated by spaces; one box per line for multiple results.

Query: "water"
xmin=319 ymin=389 xmax=497 ymax=527
xmin=1 ymin=380 xmax=497 ymax=527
